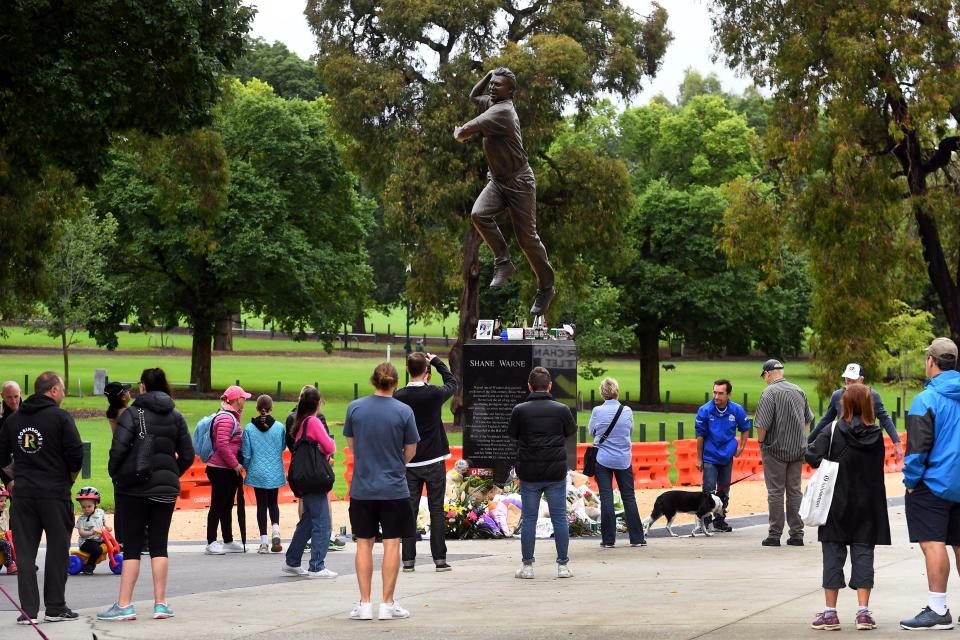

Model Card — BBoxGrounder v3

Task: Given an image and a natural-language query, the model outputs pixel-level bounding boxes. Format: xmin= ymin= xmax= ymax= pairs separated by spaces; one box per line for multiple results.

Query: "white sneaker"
xmin=557 ymin=564 xmax=573 ymax=578
xmin=378 ymin=601 xmax=410 ymax=620
xmin=257 ymin=544 xmax=269 ymax=554
xmin=306 ymin=568 xmax=338 ymax=579
xmin=281 ymin=564 xmax=308 ymax=577
xmin=515 ymin=564 xmax=534 ymax=579
xmin=204 ymin=541 xmax=225 ymax=555
xmin=222 ymin=541 xmax=245 ymax=553
xmin=350 ymin=601 xmax=373 ymax=620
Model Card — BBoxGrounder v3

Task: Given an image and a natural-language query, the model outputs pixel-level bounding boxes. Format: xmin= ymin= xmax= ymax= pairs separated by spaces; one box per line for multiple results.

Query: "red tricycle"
xmin=68 ymin=528 xmax=123 ymax=575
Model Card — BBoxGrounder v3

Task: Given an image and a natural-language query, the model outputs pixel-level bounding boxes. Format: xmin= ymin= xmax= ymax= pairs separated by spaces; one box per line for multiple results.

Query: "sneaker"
xmin=306 ymin=568 xmax=338 ymax=579
xmin=16 ymin=615 xmax=38 ymax=625
xmin=761 ymin=537 xmax=781 ymax=547
xmin=97 ymin=602 xmax=137 ymax=621
xmin=271 ymin=533 xmax=282 ymax=553
xmin=811 ymin=609 xmax=840 ymax=630
xmin=900 ymin=606 xmax=954 ymax=630
xmin=82 ymin=567 xmax=94 ymax=575
xmin=856 ymin=610 xmax=876 ymax=630
xmin=402 ymin=564 xmax=415 ymax=573
xmin=378 ymin=601 xmax=410 ymax=620
xmin=600 ymin=543 xmax=615 ymax=549
xmin=304 ymin=542 xmax=311 ymax=551
xmin=714 ymin=522 xmax=734 ymax=532
xmin=787 ymin=536 xmax=804 ymax=547
xmin=153 ymin=603 xmax=175 ymax=620
xmin=205 ymin=541 xmax=225 ymax=555
xmin=45 ymin=608 xmax=78 ymax=622
xmin=257 ymin=543 xmax=269 ymax=554
xmin=6 ymin=561 xmax=16 ymax=574
xmin=350 ymin=601 xmax=373 ymax=620
xmin=630 ymin=541 xmax=647 ymax=547
xmin=557 ymin=564 xmax=573 ymax=579
xmin=222 ymin=541 xmax=245 ymax=553
xmin=435 ymin=563 xmax=452 ymax=572
xmin=515 ymin=564 xmax=534 ymax=579
xmin=281 ymin=564 xmax=308 ymax=577
xmin=328 ymin=536 xmax=346 ymax=551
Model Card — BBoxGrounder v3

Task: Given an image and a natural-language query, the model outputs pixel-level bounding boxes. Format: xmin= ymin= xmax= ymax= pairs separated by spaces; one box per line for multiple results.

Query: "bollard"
xmin=590 ymin=389 xmax=595 ymax=408
xmin=387 ymin=323 xmax=391 ymax=335
xmin=896 ymin=397 xmax=901 ymax=415
xmin=236 ymin=379 xmax=240 ymax=387
xmin=818 ymin=397 xmax=824 ymax=415
xmin=892 ymin=414 xmax=898 ymax=429
xmin=81 ymin=442 xmax=91 ymax=479
xmin=678 ymin=421 xmax=684 ymax=440
xmin=276 ymin=381 xmax=282 ymax=400
xmin=750 ymin=425 xmax=755 ymax=438
xmin=314 ymin=381 xmax=319 ymax=390
xmin=640 ymin=423 xmax=647 ymax=442
xmin=705 ymin=391 xmax=709 ymax=405
xmin=354 ymin=382 xmax=359 ymax=400
xmin=579 ymin=425 xmax=587 ymax=443
xmin=659 ymin=422 xmax=666 ymax=441
xmin=24 ymin=374 xmax=29 ymax=393
xmin=743 ymin=392 xmax=748 ymax=411
xmin=625 ymin=391 xmax=630 ymax=403
xmin=664 ymin=390 xmax=670 ymax=413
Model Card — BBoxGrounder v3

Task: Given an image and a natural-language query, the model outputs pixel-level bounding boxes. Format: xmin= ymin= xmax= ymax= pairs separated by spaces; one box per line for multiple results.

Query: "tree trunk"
xmin=449 ymin=225 xmax=482 ymax=426
xmin=191 ymin=323 xmax=213 ymax=392
xmin=913 ymin=202 xmax=960 ymax=342
xmin=60 ymin=322 xmax=70 ymax=395
xmin=213 ymin=315 xmax=233 ymax=351
xmin=352 ymin=309 xmax=366 ymax=334
xmin=638 ymin=326 xmax=660 ymax=405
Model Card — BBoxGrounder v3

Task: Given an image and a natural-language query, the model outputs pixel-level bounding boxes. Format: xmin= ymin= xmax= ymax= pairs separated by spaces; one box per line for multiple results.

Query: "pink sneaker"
xmin=856 ymin=610 xmax=876 ymax=630
xmin=811 ymin=610 xmax=841 ymax=630
xmin=5 ymin=561 xmax=16 ymax=575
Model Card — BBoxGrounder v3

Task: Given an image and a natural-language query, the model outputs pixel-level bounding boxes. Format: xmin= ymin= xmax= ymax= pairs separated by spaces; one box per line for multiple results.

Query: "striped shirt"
xmin=754 ymin=378 xmax=813 ymax=462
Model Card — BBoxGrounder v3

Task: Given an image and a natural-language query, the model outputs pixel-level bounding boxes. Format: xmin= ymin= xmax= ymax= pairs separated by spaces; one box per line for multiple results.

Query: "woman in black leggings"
xmin=99 ymin=368 xmax=195 ymax=622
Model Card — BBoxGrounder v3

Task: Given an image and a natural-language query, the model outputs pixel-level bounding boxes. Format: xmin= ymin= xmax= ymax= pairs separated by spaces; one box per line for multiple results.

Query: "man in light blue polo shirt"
xmin=695 ymin=378 xmax=750 ymax=532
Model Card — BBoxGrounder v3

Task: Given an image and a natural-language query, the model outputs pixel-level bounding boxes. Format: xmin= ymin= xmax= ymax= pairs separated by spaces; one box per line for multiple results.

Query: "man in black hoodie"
xmin=508 ymin=366 xmax=576 ymax=580
xmin=0 ymin=371 xmax=83 ymax=625
xmin=395 ymin=352 xmax=459 ymax=572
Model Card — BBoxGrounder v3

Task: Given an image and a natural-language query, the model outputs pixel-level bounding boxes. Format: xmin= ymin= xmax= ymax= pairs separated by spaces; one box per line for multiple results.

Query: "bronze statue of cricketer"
xmin=454 ymin=67 xmax=556 ymax=317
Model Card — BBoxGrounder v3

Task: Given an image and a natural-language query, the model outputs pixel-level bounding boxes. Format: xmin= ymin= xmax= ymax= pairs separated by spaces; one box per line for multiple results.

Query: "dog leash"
xmin=0 ymin=585 xmax=50 ymax=639
xmin=715 ymin=471 xmax=759 ymax=493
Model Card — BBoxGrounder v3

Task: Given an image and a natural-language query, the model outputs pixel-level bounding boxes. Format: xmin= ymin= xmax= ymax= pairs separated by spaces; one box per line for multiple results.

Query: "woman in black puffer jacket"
xmin=103 ymin=368 xmax=194 ymax=621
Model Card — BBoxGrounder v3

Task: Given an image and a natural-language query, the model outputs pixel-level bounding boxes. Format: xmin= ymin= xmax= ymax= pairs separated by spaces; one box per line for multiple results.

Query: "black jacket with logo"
xmin=109 ymin=391 xmax=195 ymax=498
xmin=0 ymin=394 xmax=83 ymax=500
xmin=393 ymin=357 xmax=459 ymax=465
xmin=508 ymin=391 xmax=576 ymax=482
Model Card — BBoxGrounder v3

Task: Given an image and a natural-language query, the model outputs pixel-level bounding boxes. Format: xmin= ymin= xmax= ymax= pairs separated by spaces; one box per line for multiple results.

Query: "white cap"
xmin=841 ymin=363 xmax=863 ymax=380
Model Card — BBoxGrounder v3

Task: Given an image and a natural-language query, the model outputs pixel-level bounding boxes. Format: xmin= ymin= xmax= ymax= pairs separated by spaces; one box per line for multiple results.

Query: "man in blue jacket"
xmin=901 ymin=338 xmax=960 ymax=630
xmin=695 ymin=379 xmax=750 ymax=532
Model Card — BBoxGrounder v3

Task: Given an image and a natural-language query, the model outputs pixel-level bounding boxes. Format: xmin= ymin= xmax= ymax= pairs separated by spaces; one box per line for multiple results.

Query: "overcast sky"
xmin=248 ymin=0 xmax=753 ymax=106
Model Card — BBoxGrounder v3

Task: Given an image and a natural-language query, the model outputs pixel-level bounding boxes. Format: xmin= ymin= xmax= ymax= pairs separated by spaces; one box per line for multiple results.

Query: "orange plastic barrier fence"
xmin=733 ymin=439 xmax=764 ymax=480
xmin=630 ymin=442 xmax=672 ymax=489
xmin=673 ymin=439 xmax=699 ymax=486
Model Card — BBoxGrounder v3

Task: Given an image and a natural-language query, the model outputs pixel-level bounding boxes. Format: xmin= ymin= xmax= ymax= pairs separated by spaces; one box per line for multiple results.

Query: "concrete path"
xmin=0 ymin=502 xmax=944 ymax=639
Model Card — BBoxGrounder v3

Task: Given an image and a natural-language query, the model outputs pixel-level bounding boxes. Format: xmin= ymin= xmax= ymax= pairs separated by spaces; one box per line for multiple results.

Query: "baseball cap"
xmin=927 ymin=337 xmax=959 ymax=360
xmin=103 ymin=381 xmax=131 ymax=403
xmin=222 ymin=385 xmax=252 ymax=402
xmin=760 ymin=359 xmax=784 ymax=377
xmin=841 ymin=363 xmax=863 ymax=380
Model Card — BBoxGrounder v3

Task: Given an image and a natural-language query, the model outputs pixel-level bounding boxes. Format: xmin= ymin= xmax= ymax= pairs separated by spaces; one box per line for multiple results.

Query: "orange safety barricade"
xmin=343 ymin=447 xmax=355 ymax=494
xmin=445 ymin=446 xmax=464 ymax=472
xmin=733 ymin=439 xmax=764 ymax=480
xmin=630 ymin=442 xmax=672 ymax=489
xmin=673 ymin=439 xmax=700 ymax=486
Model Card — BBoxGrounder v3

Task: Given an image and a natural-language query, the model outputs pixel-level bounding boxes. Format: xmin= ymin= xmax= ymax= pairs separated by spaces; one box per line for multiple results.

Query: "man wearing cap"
xmin=900 ymin=338 xmax=960 ymax=630
xmin=204 ymin=385 xmax=250 ymax=555
xmin=808 ymin=363 xmax=902 ymax=461
xmin=754 ymin=359 xmax=814 ymax=547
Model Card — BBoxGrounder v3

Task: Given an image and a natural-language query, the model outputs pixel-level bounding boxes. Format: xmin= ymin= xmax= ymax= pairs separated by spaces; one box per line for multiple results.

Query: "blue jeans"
xmin=702 ymin=461 xmax=732 ymax=524
xmin=595 ymin=463 xmax=645 ymax=545
xmin=520 ymin=480 xmax=569 ymax=565
xmin=285 ymin=493 xmax=331 ymax=572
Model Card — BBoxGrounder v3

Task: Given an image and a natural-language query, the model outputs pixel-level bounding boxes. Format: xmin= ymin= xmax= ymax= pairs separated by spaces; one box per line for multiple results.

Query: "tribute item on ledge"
xmin=454 ymin=67 xmax=556 ymax=318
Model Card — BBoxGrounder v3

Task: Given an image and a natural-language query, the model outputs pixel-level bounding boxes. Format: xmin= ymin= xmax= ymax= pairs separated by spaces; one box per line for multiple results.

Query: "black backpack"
xmin=287 ymin=418 xmax=335 ymax=497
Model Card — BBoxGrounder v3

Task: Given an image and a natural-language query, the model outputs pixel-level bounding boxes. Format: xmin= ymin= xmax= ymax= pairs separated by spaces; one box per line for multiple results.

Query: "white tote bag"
xmin=799 ymin=421 xmax=840 ymax=527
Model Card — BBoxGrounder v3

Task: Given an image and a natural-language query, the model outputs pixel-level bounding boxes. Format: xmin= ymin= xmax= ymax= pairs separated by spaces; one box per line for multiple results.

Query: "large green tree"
xmin=617 ymin=94 xmax=809 ymax=403
xmin=307 ymin=1 xmax=671 ymax=412
xmin=233 ymin=38 xmax=325 ymax=100
xmin=708 ymin=1 xmax=960 ymax=386
xmin=93 ymin=81 xmax=373 ymax=390
xmin=0 ymin=1 xmax=252 ymax=317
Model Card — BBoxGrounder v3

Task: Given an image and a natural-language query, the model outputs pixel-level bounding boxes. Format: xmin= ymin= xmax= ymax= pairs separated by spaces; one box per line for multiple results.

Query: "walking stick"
xmin=0 ymin=585 xmax=50 ymax=639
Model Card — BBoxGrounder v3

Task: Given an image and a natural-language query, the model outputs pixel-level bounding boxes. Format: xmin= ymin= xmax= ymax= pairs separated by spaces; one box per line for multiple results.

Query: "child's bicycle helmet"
xmin=75 ymin=486 xmax=101 ymax=503
xmin=0 ymin=487 xmax=8 ymax=498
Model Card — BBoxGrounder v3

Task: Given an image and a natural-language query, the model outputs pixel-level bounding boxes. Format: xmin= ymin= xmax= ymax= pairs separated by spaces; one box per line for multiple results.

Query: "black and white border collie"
xmin=642 ymin=490 xmax=725 ymax=537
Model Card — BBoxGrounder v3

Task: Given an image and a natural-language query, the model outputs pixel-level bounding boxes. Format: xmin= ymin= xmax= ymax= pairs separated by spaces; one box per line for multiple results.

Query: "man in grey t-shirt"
xmin=754 ymin=359 xmax=813 ymax=547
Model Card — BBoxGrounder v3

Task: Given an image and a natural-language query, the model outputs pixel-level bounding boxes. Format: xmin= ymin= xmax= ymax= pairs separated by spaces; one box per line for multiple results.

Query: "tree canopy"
xmin=709 ymin=0 xmax=960 ymax=389
xmin=92 ymin=80 xmax=373 ymax=390
xmin=233 ymin=38 xmax=325 ymax=100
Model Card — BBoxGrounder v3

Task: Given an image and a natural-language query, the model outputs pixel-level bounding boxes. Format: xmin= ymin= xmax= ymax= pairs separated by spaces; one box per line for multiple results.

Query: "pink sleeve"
xmin=305 ymin=416 xmax=336 ymax=456
xmin=214 ymin=413 xmax=240 ymax=468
